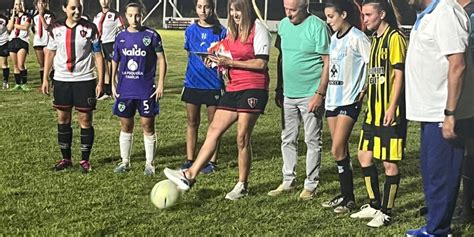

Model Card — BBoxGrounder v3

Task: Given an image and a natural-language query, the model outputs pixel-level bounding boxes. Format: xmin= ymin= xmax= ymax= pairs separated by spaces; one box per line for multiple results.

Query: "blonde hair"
xmin=227 ymin=0 xmax=257 ymax=43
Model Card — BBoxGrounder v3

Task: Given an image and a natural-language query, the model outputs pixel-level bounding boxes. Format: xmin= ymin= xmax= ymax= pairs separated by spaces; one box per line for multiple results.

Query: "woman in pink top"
xmin=164 ymin=0 xmax=271 ymax=201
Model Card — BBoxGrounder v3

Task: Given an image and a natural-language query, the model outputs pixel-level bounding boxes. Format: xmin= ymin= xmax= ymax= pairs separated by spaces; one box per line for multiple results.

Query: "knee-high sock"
xmin=58 ymin=124 xmax=72 ymax=160
xmin=14 ymin=73 xmax=20 ymax=85
xmin=119 ymin=131 xmax=133 ymax=164
xmin=80 ymin=127 xmax=94 ymax=161
xmin=382 ymin=174 xmax=401 ymax=215
xmin=362 ymin=165 xmax=381 ymax=209
xmin=2 ymin=68 xmax=9 ymax=82
xmin=144 ymin=133 xmax=156 ymax=166
xmin=20 ymin=69 xmax=27 ymax=84
xmin=336 ymin=156 xmax=355 ymax=201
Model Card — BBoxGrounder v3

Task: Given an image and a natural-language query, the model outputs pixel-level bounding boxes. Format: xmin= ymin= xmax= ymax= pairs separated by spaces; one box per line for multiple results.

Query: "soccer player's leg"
xmin=74 ymin=80 xmax=97 ymax=173
xmin=52 ymin=81 xmax=74 ymax=171
xmin=351 ymin=124 xmax=381 ymax=219
xmin=138 ymin=97 xmax=159 ymax=176
xmin=113 ymin=98 xmax=137 ymax=173
xmin=181 ymin=88 xmax=202 ymax=170
xmin=16 ymin=44 xmax=28 ymax=91
xmin=8 ymin=46 xmax=21 ymax=90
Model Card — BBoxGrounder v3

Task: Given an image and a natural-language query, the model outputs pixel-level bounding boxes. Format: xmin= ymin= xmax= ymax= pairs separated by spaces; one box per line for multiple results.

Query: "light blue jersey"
xmin=326 ymin=27 xmax=370 ymax=111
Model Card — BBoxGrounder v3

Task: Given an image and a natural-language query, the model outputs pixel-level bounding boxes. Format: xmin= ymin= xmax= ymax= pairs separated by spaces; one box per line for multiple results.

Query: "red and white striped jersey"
xmin=8 ymin=13 xmax=31 ymax=43
xmin=0 ymin=14 xmax=8 ymax=46
xmin=32 ymin=10 xmax=55 ymax=47
xmin=47 ymin=18 xmax=102 ymax=82
xmin=93 ymin=9 xmax=124 ymax=44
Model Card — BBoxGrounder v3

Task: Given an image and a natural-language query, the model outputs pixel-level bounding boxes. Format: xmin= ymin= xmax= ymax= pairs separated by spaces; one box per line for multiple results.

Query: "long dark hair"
xmin=194 ymin=0 xmax=222 ymax=35
xmin=362 ymin=0 xmax=400 ymax=29
xmin=325 ymin=0 xmax=362 ymax=29
xmin=227 ymin=0 xmax=257 ymax=43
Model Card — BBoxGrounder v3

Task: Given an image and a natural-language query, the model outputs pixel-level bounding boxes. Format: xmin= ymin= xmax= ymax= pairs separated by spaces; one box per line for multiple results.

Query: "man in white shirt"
xmin=405 ymin=0 xmax=474 ymax=236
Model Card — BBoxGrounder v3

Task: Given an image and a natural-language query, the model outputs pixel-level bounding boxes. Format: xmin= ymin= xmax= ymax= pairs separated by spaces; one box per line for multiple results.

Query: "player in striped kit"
xmin=321 ymin=0 xmax=371 ymax=214
xmin=32 ymin=0 xmax=55 ymax=90
xmin=41 ymin=0 xmax=104 ymax=173
xmin=351 ymin=0 xmax=407 ymax=228
xmin=0 ymin=10 xmax=10 ymax=89
xmin=111 ymin=2 xmax=167 ymax=176
xmin=93 ymin=0 xmax=125 ymax=100
xmin=7 ymin=0 xmax=31 ymax=91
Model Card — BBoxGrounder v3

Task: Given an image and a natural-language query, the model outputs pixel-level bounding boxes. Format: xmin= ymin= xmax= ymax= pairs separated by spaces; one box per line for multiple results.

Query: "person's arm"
xmin=111 ymin=60 xmax=118 ymax=98
xmin=94 ymin=51 xmax=105 ymax=97
xmin=308 ymin=54 xmax=329 ymax=114
xmin=443 ymin=53 xmax=466 ymax=139
xmin=41 ymin=48 xmax=55 ymax=95
xmin=209 ymin=55 xmax=268 ymax=70
xmin=383 ymin=68 xmax=404 ymax=126
xmin=152 ymin=52 xmax=167 ymax=100
xmin=14 ymin=15 xmax=30 ymax=31
xmin=7 ymin=9 xmax=15 ymax=32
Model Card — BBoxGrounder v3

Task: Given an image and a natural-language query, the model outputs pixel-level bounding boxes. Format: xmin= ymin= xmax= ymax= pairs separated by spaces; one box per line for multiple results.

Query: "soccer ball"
xmin=150 ymin=180 xmax=181 ymax=209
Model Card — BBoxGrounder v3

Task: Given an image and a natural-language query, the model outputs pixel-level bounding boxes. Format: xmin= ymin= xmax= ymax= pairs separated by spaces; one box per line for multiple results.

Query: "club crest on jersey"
xmin=143 ymin=36 xmax=151 ymax=46
xmin=247 ymin=98 xmax=258 ymax=109
xmin=118 ymin=102 xmax=126 ymax=112
xmin=80 ymin=30 xmax=87 ymax=38
xmin=201 ymin=33 xmax=207 ymax=40
xmin=108 ymin=14 xmax=112 ymax=19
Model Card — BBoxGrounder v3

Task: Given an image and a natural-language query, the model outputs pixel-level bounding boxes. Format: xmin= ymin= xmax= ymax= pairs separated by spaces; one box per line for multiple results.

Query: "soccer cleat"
xmin=2 ymin=81 xmax=8 ymax=89
xmin=79 ymin=160 xmax=92 ymax=173
xmin=143 ymin=165 xmax=155 ymax=176
xmin=114 ymin=162 xmax=131 ymax=173
xmin=164 ymin=167 xmax=195 ymax=191
xmin=267 ymin=183 xmax=295 ymax=197
xmin=225 ymin=182 xmax=248 ymax=200
xmin=10 ymin=84 xmax=21 ymax=91
xmin=53 ymin=159 xmax=72 ymax=171
xmin=97 ymin=94 xmax=111 ymax=100
xmin=366 ymin=211 xmax=391 ymax=228
xmin=350 ymin=204 xmax=380 ymax=219
xmin=180 ymin=160 xmax=194 ymax=170
xmin=321 ymin=194 xmax=344 ymax=208
xmin=405 ymin=226 xmax=453 ymax=237
xmin=200 ymin=162 xmax=217 ymax=174
xmin=20 ymin=84 xmax=30 ymax=91
xmin=299 ymin=189 xmax=316 ymax=200
xmin=334 ymin=200 xmax=356 ymax=214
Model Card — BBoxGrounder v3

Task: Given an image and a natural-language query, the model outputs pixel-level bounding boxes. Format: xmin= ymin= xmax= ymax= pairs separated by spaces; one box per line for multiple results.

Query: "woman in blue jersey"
xmin=322 ymin=0 xmax=370 ymax=214
xmin=180 ymin=0 xmax=227 ymax=174
xmin=111 ymin=2 xmax=167 ymax=176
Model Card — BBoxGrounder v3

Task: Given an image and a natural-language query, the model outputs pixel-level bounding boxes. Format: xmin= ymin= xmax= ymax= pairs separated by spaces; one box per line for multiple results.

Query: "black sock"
xmin=2 ymin=68 xmax=9 ymax=82
xmin=463 ymin=156 xmax=474 ymax=214
xmin=362 ymin=165 xmax=381 ymax=209
xmin=14 ymin=73 xmax=20 ymax=85
xmin=58 ymin=124 xmax=72 ymax=160
xmin=382 ymin=174 xmax=401 ymax=215
xmin=336 ymin=157 xmax=355 ymax=202
xmin=39 ymin=69 xmax=44 ymax=82
xmin=80 ymin=127 xmax=94 ymax=161
xmin=49 ymin=70 xmax=55 ymax=81
xmin=105 ymin=84 xmax=112 ymax=95
xmin=20 ymin=69 xmax=27 ymax=84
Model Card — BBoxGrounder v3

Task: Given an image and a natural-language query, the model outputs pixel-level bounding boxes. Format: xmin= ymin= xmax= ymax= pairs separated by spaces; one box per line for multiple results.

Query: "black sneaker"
xmin=53 ymin=159 xmax=72 ymax=171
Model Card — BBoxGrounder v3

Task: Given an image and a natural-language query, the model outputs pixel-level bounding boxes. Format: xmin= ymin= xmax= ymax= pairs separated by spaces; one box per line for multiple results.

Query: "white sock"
xmin=119 ymin=131 xmax=133 ymax=165
xmin=144 ymin=133 xmax=156 ymax=166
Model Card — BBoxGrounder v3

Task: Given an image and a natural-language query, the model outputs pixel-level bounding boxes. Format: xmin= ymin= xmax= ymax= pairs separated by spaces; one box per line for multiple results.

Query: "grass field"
xmin=0 ymin=30 xmax=472 ymax=236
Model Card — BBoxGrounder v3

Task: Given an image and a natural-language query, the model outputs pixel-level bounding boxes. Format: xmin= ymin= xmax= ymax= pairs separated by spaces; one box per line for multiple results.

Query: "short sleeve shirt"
xmin=93 ymin=10 xmax=124 ymax=44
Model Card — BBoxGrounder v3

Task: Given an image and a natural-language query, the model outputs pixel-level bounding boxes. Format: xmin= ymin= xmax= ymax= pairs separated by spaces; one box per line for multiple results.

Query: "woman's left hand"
xmin=208 ymin=55 xmax=233 ymax=67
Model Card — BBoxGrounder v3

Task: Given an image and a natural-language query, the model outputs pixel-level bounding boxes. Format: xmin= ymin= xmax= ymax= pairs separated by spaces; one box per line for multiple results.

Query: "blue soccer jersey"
xmin=184 ymin=23 xmax=226 ymax=89
xmin=113 ymin=27 xmax=164 ymax=99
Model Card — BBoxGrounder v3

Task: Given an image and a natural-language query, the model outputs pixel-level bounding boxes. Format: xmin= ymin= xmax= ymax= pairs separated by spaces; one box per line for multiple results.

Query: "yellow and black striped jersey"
xmin=364 ymin=26 xmax=407 ymax=127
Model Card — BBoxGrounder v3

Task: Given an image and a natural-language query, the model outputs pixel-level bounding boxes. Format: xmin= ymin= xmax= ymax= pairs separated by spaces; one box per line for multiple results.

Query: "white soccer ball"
xmin=150 ymin=180 xmax=181 ymax=209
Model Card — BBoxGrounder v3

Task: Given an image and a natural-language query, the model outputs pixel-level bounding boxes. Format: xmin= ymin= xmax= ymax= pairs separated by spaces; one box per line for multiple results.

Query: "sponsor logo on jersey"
xmin=80 ymin=30 xmax=87 ymax=38
xmin=143 ymin=36 xmax=151 ymax=46
xmin=127 ymin=59 xmax=138 ymax=71
xmin=122 ymin=44 xmax=147 ymax=57
xmin=247 ymin=98 xmax=258 ymax=109
xmin=201 ymin=33 xmax=207 ymax=40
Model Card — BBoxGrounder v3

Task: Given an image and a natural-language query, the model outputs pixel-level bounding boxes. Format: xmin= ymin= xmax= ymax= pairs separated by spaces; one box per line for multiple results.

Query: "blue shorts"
xmin=325 ymin=103 xmax=361 ymax=121
xmin=113 ymin=97 xmax=160 ymax=118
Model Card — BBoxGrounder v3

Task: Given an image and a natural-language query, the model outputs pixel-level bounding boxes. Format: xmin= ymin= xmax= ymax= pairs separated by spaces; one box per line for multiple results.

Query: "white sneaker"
xmin=321 ymin=194 xmax=344 ymax=208
xmin=143 ymin=164 xmax=155 ymax=176
xmin=350 ymin=204 xmax=379 ymax=219
xmin=367 ymin=211 xmax=391 ymax=228
xmin=114 ymin=162 xmax=131 ymax=173
xmin=163 ymin=167 xmax=194 ymax=191
xmin=97 ymin=94 xmax=111 ymax=100
xmin=225 ymin=182 xmax=248 ymax=200
xmin=2 ymin=81 xmax=8 ymax=89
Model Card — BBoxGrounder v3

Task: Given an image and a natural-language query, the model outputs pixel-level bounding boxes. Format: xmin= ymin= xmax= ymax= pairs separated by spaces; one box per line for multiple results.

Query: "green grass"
xmin=0 ymin=30 xmax=472 ymax=235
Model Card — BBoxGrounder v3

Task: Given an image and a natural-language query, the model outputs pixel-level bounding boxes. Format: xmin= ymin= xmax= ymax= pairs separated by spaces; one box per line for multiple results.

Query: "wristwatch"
xmin=444 ymin=109 xmax=455 ymax=116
